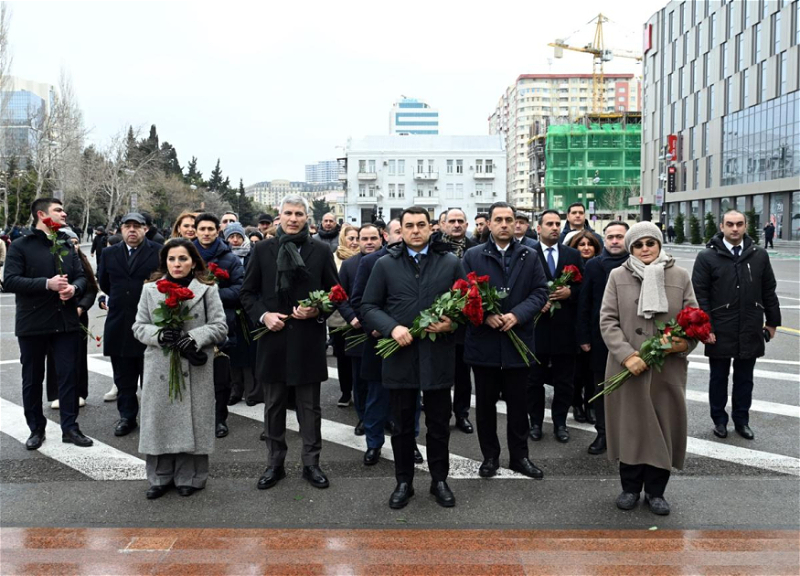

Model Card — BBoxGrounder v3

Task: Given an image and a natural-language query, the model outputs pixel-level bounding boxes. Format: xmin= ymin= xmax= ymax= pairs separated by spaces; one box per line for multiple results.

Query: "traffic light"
xmin=667 ymin=165 xmax=676 ymax=193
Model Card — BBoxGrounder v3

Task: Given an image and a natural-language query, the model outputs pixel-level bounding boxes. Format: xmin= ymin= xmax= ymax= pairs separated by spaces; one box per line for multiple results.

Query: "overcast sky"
xmin=10 ymin=0 xmax=665 ymax=185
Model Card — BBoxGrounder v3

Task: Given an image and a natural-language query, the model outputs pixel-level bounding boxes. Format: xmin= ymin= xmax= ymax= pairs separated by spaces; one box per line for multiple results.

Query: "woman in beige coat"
xmin=599 ymin=221 xmax=699 ymax=516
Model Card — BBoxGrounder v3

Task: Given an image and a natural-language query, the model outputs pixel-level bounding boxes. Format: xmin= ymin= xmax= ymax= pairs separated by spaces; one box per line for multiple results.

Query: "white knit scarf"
xmin=625 ymin=251 xmax=672 ymax=319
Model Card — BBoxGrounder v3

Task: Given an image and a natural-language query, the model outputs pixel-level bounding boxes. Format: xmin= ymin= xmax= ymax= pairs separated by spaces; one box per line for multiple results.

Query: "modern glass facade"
xmin=0 ymin=86 xmax=51 ymax=167
xmin=390 ymin=98 xmax=439 ymax=135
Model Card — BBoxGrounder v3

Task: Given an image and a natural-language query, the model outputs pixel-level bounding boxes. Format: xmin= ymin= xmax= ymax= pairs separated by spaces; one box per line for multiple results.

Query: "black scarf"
xmin=275 ymin=224 xmax=310 ymax=293
xmin=599 ymin=250 xmax=630 ymax=278
xmin=166 ymin=273 xmax=193 ymax=287
xmin=317 ymin=226 xmax=339 ymax=241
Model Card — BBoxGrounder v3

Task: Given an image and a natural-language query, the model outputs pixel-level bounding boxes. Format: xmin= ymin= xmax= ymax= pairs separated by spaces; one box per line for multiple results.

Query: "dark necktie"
xmin=546 ymin=247 xmax=556 ymax=276
xmin=733 ymin=245 xmax=741 ymax=260
xmin=128 ymin=247 xmax=137 ymax=262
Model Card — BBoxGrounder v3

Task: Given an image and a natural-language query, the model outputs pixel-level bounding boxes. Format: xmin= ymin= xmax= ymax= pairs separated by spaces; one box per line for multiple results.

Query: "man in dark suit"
xmin=576 ymin=221 xmax=629 ymax=455
xmin=97 ymin=213 xmax=161 ymax=437
xmin=241 ymin=195 xmax=339 ymax=491
xmin=527 ymin=209 xmax=583 ymax=444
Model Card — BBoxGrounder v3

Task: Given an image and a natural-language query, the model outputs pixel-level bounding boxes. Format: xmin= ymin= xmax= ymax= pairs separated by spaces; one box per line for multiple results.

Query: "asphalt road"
xmin=1 ymin=246 xmax=798 ymax=531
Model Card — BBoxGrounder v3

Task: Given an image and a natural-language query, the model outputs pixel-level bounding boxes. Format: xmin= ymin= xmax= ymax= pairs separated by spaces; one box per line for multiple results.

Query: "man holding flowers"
xmin=462 ymin=202 xmax=549 ymax=479
xmin=361 ymin=206 xmax=466 ymax=510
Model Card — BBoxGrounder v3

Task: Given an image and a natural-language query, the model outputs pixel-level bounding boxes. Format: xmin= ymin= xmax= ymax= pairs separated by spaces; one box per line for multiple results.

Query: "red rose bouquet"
xmin=42 ymin=217 xmax=69 ymax=275
xmin=534 ymin=264 xmax=582 ymax=325
xmin=152 ymin=279 xmax=195 ymax=401
xmin=589 ymin=306 xmax=712 ymax=402
xmin=206 ymin=262 xmax=230 ymax=283
xmin=252 ymin=284 xmax=349 ymax=341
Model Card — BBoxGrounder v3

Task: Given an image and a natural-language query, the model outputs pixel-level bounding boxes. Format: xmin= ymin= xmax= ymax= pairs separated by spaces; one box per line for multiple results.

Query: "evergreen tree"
xmin=703 ymin=211 xmax=717 ymax=243
xmin=689 ymin=214 xmax=702 ymax=244
xmin=746 ymin=208 xmax=760 ymax=244
xmin=311 ymin=198 xmax=332 ymax=224
xmin=238 ymin=178 xmax=245 ymax=197
xmin=125 ymin=126 xmax=139 ymax=163
xmin=184 ymin=156 xmax=203 ymax=186
xmin=160 ymin=141 xmax=182 ymax=176
xmin=674 ymin=213 xmax=685 ymax=244
xmin=138 ymin=124 xmax=160 ymax=157
xmin=208 ymin=159 xmax=223 ymax=191
xmin=221 ymin=176 xmax=231 ymax=194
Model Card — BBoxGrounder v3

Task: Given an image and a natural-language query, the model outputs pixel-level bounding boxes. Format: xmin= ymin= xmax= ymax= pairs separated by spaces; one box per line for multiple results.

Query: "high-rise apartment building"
xmin=489 ymin=73 xmax=642 ymax=209
xmin=642 ymin=0 xmax=800 ymax=241
xmin=389 ymin=97 xmax=439 ymax=135
xmin=304 ymin=160 xmax=341 ymax=184
xmin=0 ymin=77 xmax=55 ymax=167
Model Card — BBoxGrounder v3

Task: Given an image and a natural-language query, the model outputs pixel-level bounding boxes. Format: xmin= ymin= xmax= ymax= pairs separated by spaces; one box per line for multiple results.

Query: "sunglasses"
xmin=631 ymin=240 xmax=659 ymax=250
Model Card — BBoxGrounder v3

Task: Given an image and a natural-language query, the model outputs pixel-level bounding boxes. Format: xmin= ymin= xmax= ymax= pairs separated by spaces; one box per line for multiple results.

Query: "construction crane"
xmin=548 ymin=13 xmax=643 ymax=115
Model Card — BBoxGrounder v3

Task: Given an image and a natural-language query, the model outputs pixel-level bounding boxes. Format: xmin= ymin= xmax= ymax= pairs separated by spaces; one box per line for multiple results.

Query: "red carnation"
xmin=329 ymin=284 xmax=348 ymax=304
xmin=452 ymin=278 xmax=470 ymax=295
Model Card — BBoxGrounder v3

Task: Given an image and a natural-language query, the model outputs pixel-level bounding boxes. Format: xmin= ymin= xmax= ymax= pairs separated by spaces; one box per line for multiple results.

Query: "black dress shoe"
xmin=114 ymin=418 xmax=138 ymax=437
xmin=146 ymin=484 xmax=172 ymax=500
xmin=364 ymin=447 xmax=381 ymax=466
xmin=587 ymin=434 xmax=607 ymax=455
xmin=245 ymin=398 xmax=258 ymax=407
xmin=455 ymin=416 xmax=474 ymax=434
xmin=62 ymin=428 xmax=93 ymax=447
xmin=413 ymin=446 xmax=424 ymax=464
xmin=389 ymin=482 xmax=414 ymax=509
xmin=354 ymin=420 xmax=365 ymax=436
xmin=429 ymin=481 xmax=455 ymax=508
xmin=257 ymin=466 xmax=286 ymax=490
xmin=215 ymin=422 xmax=229 ymax=438
xmin=554 ymin=426 xmax=570 ymax=443
xmin=26 ymin=429 xmax=45 ymax=450
xmin=735 ymin=424 xmax=754 ymax=440
xmin=227 ymin=396 xmax=241 ymax=406
xmin=586 ymin=407 xmax=596 ymax=425
xmin=529 ymin=424 xmax=542 ymax=441
xmin=713 ymin=423 xmax=728 ymax=438
xmin=616 ymin=491 xmax=640 ymax=510
xmin=478 ymin=457 xmax=499 ymax=478
xmin=572 ymin=405 xmax=587 ymax=423
xmin=509 ymin=458 xmax=544 ymax=479
xmin=302 ymin=465 xmax=330 ymax=489
xmin=177 ymin=486 xmax=199 ymax=497
xmin=259 ymin=431 xmax=267 ymax=441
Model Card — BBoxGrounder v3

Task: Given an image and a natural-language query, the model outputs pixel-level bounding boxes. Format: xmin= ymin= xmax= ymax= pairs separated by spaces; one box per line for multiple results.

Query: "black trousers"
xmin=111 ymin=356 xmax=143 ymax=421
xmin=708 ymin=357 xmax=757 ymax=426
xmin=527 ymin=353 xmax=575 ymax=428
xmin=571 ymin=351 xmax=593 ymax=410
xmin=214 ymin=355 xmax=231 ymax=425
xmin=331 ymin=332 xmax=353 ymax=397
xmin=391 ymin=388 xmax=451 ymax=484
xmin=452 ymin=344 xmax=472 ymax=419
xmin=619 ymin=462 xmax=671 ymax=497
xmin=473 ymin=366 xmax=529 ymax=462
xmin=19 ymin=332 xmax=80 ymax=432
xmin=264 ymin=382 xmax=322 ymax=467
xmin=591 ymin=370 xmax=606 ymax=435
xmin=46 ymin=314 xmax=90 ymax=402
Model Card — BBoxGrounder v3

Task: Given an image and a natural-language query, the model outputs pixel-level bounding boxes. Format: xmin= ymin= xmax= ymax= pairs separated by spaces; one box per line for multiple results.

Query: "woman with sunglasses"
xmin=599 ymin=221 xmax=699 ymax=516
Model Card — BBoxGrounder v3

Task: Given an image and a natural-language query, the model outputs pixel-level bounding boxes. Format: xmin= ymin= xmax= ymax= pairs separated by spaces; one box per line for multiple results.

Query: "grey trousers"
xmin=146 ymin=454 xmax=209 ymax=489
xmin=264 ymin=381 xmax=321 ymax=467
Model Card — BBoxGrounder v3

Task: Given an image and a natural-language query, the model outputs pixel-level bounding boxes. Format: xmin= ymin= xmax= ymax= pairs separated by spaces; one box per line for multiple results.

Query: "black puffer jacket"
xmin=692 ymin=233 xmax=781 ymax=359
xmin=4 ymin=228 xmax=87 ymax=337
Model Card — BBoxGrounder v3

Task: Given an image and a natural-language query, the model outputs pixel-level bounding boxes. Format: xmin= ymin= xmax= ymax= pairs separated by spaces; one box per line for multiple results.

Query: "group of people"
xmin=3 ymin=195 xmax=780 ymax=515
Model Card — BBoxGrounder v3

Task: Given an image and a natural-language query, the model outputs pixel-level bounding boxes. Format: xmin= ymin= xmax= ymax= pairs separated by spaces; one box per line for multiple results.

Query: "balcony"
xmin=356 ymin=195 xmax=378 ymax=204
xmin=338 ymin=172 xmax=347 ymax=182
xmin=473 ymin=171 xmax=496 ymax=180
xmin=413 ymin=195 xmax=439 ymax=205
xmin=413 ymin=171 xmax=439 ymax=181
xmin=357 ymin=172 xmax=378 ymax=181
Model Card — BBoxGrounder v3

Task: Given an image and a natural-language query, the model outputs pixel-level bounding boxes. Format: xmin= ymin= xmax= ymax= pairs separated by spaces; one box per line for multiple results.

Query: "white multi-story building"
xmin=245 ymin=180 xmax=340 ymax=208
xmin=389 ymin=97 xmax=440 ymax=135
xmin=342 ymin=135 xmax=506 ymax=225
xmin=489 ymin=73 xmax=642 ymax=209
xmin=304 ymin=160 xmax=340 ymax=184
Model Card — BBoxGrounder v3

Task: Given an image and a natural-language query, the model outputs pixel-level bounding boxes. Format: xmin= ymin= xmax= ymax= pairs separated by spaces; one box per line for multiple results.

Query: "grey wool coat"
xmin=599 ymin=258 xmax=699 ymax=471
xmin=132 ymin=279 xmax=228 ymax=456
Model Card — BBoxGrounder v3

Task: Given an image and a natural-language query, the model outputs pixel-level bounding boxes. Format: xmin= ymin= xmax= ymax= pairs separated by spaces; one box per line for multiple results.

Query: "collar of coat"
xmin=707 ymin=232 xmax=758 ymax=260
xmin=387 ymin=239 xmax=452 ymax=259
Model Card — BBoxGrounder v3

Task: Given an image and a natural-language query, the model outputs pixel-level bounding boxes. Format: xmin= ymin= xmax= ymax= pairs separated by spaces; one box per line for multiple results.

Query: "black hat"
xmin=95 ymin=226 xmax=105 ymax=233
xmin=120 ymin=213 xmax=146 ymax=225
xmin=515 ymin=211 xmax=530 ymax=222
xmin=258 ymin=213 xmax=273 ymax=224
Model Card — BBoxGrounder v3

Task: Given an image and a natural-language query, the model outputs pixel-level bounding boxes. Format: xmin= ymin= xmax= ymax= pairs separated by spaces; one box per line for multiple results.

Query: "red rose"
xmin=42 ymin=217 xmax=63 ymax=232
xmin=563 ymin=265 xmax=582 ymax=283
xmin=164 ymin=295 xmax=178 ymax=308
xmin=663 ymin=326 xmax=673 ymax=336
xmin=329 ymin=284 xmax=348 ymax=303
xmin=452 ymin=279 xmax=470 ymax=295
xmin=156 ymin=279 xmax=176 ymax=294
xmin=463 ymin=297 xmax=484 ymax=326
xmin=173 ymin=287 xmax=194 ymax=301
xmin=477 ymin=274 xmax=490 ymax=284
xmin=467 ymin=271 xmax=478 ymax=283
xmin=208 ymin=263 xmax=218 ymax=273
xmin=214 ymin=268 xmax=230 ymax=281
xmin=694 ymin=323 xmax=712 ymax=343
xmin=467 ymin=284 xmax=479 ymax=299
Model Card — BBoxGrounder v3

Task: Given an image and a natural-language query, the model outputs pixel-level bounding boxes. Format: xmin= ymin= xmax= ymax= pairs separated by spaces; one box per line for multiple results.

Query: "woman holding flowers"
xmin=132 ymin=239 xmax=227 ymax=500
xmin=599 ymin=222 xmax=699 ymax=516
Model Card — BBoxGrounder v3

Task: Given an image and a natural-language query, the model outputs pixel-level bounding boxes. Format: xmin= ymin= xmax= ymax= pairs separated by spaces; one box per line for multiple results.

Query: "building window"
xmin=456 ymin=160 xmax=463 ymax=174
xmin=722 ymin=42 xmax=729 ymax=78
xmin=446 ymin=159 xmax=453 ymax=174
xmin=669 ymin=10 xmax=675 ymax=40
xmin=456 ymin=183 xmax=464 ymax=197
xmin=445 ymin=183 xmax=454 ymax=199
xmin=475 ymin=183 xmax=484 ymax=197
xmin=693 ymin=160 xmax=700 ymax=189
xmin=691 ymin=60 xmax=697 ymax=91
xmin=772 ymin=11 xmax=781 ymax=55
xmin=368 ymin=160 xmax=376 ymax=173
xmin=388 ymin=159 xmax=395 ymax=175
xmin=742 ymin=69 xmax=750 ymax=106
xmin=358 ymin=160 xmax=366 ymax=173
xmin=754 ymin=22 xmax=762 ymax=62
xmin=359 ymin=184 xmax=367 ymax=197
xmin=727 ymin=2 xmax=734 ymax=40
xmin=760 ymin=61 xmax=767 ymax=102
xmin=707 ymin=155 xmax=714 ymax=187
xmin=691 ymin=126 xmax=697 ymax=157
xmin=710 ymin=12 xmax=717 ymax=46
xmin=683 ymin=96 xmax=689 ymax=128
xmin=369 ymin=184 xmax=376 ymax=196
xmin=744 ymin=0 xmax=751 ymax=28
xmin=485 ymin=160 xmax=493 ymax=174
xmin=475 ymin=159 xmax=483 ymax=173
xmin=388 ymin=183 xmax=396 ymax=198
xmin=725 ymin=77 xmax=733 ymax=114
xmin=762 ymin=0 xmax=770 ymax=20
xmin=695 ymin=91 xmax=702 ymax=124
xmin=703 ymin=52 xmax=710 ymax=87
xmin=796 ymin=0 xmax=800 ymax=45
xmin=736 ymin=33 xmax=744 ymax=71
xmin=680 ymin=1 xmax=686 ymax=33
xmin=779 ymin=51 xmax=788 ymax=95
xmin=697 ymin=21 xmax=704 ymax=57
xmin=398 ymin=160 xmax=405 ymax=175
xmin=417 ymin=159 xmax=424 ymax=173
xmin=709 ymin=84 xmax=715 ymax=118
xmin=704 ymin=122 xmax=711 ymax=155
xmin=398 ymin=183 xmax=405 ymax=198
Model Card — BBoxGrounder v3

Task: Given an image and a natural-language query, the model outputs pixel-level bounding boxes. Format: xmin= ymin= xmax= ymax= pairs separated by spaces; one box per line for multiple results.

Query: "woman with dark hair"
xmin=47 ymin=231 xmax=98 ymax=408
xmin=132 ymin=238 xmax=228 ymax=499
xmin=171 ymin=212 xmax=197 ymax=240
xmin=567 ymin=229 xmax=603 ymax=423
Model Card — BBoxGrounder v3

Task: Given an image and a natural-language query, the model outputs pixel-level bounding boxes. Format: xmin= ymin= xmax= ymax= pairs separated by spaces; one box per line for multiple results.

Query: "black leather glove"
xmin=175 ymin=335 xmax=196 ymax=352
xmin=183 ymin=348 xmax=208 ymax=367
xmin=158 ymin=328 xmax=182 ymax=346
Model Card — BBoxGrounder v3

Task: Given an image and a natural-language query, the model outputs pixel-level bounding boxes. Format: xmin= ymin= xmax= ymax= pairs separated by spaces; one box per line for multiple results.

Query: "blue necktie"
xmin=733 ymin=245 xmax=741 ymax=260
xmin=546 ymin=247 xmax=556 ymax=276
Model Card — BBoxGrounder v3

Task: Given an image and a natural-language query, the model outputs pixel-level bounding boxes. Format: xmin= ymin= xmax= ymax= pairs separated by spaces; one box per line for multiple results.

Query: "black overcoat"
xmin=240 ymin=237 xmax=339 ymax=386
xmin=97 ymin=239 xmax=161 ymax=357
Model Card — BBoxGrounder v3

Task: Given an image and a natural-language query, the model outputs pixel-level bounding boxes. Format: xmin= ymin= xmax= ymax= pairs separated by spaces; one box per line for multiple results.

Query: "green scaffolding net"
xmin=544 ymin=123 xmax=641 ymax=211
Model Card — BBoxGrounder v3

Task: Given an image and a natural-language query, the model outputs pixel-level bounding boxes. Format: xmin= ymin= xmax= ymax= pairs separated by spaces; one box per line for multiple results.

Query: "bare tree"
xmin=598 ymin=187 xmax=626 ymax=212
xmin=0 ymin=2 xmax=13 ymax=228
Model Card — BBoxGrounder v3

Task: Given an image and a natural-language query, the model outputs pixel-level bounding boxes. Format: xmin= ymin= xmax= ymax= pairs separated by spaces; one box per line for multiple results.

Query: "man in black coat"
xmin=558 ymin=202 xmax=603 ymax=245
xmin=90 ymin=226 xmax=107 ymax=260
xmin=527 ymin=209 xmax=584 ymax=444
xmin=142 ymin=212 xmax=165 ymax=245
xmin=692 ymin=210 xmax=781 ymax=441
xmin=193 ymin=212 xmax=245 ymax=438
xmin=241 ymin=195 xmax=339 ymax=491
xmin=362 ymin=207 xmax=466 ymax=510
xmin=4 ymin=198 xmax=92 ymax=449
xmin=762 ymin=222 xmax=775 ymax=248
xmin=462 ymin=202 xmax=548 ymax=479
xmin=97 ymin=212 xmax=161 ymax=437
xmin=576 ymin=221 xmax=629 ymax=455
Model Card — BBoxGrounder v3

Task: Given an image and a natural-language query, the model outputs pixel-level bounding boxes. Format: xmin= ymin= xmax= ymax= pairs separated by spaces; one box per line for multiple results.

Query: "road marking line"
xmin=689 ymin=362 xmax=799 ymax=382
xmin=688 ymin=356 xmax=800 ymax=366
xmin=683 ymin=390 xmax=800 ymax=418
xmin=0 ymin=397 xmax=146 ymax=481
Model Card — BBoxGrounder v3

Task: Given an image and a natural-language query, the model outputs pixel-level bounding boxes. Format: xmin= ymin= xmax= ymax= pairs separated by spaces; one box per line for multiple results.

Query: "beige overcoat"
xmin=599 ymin=258 xmax=698 ymax=471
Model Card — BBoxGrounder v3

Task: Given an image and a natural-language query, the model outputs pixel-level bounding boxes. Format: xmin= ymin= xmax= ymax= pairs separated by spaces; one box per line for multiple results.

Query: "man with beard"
xmin=473 ymin=213 xmax=488 ymax=243
xmin=558 ymin=203 xmax=602 ymax=244
xmin=241 ymin=195 xmax=339 ymax=490
xmin=577 ymin=221 xmax=629 ymax=455
xmin=313 ymin=212 xmax=340 ymax=251
xmin=141 ymin=212 xmax=165 ymax=245
xmin=362 ymin=207 xmax=466 ymax=509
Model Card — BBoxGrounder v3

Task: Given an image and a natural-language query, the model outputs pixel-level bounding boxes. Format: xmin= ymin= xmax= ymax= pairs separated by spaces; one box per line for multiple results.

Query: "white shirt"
xmin=542 ymin=242 xmax=559 ymax=270
xmin=722 ymin=238 xmax=743 ymax=256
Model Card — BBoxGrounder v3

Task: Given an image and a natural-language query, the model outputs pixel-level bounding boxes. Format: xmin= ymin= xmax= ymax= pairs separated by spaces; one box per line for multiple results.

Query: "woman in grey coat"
xmin=132 ymin=239 xmax=228 ymax=499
